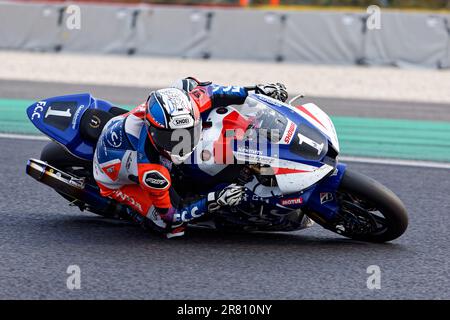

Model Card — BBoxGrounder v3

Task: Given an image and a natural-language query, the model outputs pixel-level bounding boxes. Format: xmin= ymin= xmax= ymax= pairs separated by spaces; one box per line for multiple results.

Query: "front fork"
xmin=304 ymin=163 xmax=347 ymax=225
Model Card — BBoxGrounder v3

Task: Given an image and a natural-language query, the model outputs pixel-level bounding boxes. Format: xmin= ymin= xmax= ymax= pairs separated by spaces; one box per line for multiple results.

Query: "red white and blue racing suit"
xmin=93 ymin=80 xmax=249 ymax=230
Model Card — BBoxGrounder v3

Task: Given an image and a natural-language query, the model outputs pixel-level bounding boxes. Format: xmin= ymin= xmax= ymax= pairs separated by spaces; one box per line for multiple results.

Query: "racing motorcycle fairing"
xmin=192 ymin=93 xmax=340 ymax=194
xmin=247 ymin=162 xmax=346 ymax=216
xmin=306 ymin=163 xmax=347 ymax=221
xmin=202 ymin=162 xmax=347 ymax=231
xmin=183 ymin=91 xmax=348 ymax=228
xmin=26 ymin=93 xmax=117 ymax=160
xmin=251 ymin=94 xmax=339 ymax=152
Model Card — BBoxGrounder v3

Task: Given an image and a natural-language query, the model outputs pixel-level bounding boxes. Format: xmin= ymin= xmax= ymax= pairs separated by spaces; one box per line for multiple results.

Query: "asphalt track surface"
xmin=1 ymin=137 xmax=450 ymax=299
xmin=2 ymin=79 xmax=450 ymax=121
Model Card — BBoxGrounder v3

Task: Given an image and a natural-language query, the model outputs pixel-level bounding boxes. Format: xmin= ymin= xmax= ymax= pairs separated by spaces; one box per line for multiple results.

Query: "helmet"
xmin=145 ymin=88 xmax=201 ymax=163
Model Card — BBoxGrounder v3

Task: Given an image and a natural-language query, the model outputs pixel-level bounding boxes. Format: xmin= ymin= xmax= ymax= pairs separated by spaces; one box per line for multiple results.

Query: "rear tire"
xmin=335 ymin=169 xmax=408 ymax=242
xmin=40 ymin=141 xmax=91 ymax=169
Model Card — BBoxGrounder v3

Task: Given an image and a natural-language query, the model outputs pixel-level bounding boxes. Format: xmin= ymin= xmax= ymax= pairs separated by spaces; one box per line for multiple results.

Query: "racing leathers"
xmin=93 ymin=78 xmax=287 ymax=237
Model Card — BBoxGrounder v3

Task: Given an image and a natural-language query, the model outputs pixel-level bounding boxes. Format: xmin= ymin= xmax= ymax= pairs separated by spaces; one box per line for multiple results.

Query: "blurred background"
xmin=22 ymin=0 xmax=450 ymax=9
xmin=0 ymin=0 xmax=450 ymax=162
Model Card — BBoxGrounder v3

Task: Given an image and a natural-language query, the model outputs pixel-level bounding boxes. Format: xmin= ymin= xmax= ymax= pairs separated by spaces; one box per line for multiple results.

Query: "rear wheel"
xmin=310 ymin=169 xmax=408 ymax=242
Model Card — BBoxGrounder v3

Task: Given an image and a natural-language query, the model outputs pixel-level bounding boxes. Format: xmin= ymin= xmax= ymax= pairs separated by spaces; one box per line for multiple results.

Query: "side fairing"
xmin=292 ymin=102 xmax=340 ymax=153
xmin=188 ymin=94 xmax=340 ymax=195
xmin=307 ymin=163 xmax=347 ymax=221
xmin=274 ymin=163 xmax=335 ymax=194
xmin=245 ymin=94 xmax=338 ymax=194
xmin=26 ymin=94 xmax=114 ymax=160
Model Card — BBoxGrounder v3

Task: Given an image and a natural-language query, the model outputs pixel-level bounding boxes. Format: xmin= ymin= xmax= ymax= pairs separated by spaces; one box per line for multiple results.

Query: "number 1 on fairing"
xmin=45 ymin=106 xmax=72 ymax=118
xmin=297 ymin=133 xmax=324 ymax=155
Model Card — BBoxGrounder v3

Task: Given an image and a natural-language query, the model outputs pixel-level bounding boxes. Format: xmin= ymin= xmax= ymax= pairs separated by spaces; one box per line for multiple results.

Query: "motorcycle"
xmin=25 ymin=92 xmax=408 ymax=242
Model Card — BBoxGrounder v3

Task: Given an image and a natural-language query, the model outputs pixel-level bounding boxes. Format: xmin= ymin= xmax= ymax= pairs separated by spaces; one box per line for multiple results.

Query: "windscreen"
xmin=232 ymin=96 xmax=288 ymax=143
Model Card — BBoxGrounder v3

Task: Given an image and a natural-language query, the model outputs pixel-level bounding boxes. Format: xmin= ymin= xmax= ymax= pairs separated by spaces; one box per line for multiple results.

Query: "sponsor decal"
xmin=89 ymin=115 xmax=101 ymax=129
xmin=174 ymin=206 xmax=203 ymax=222
xmin=251 ymin=195 xmax=263 ymax=201
xmin=102 ymin=160 xmax=121 ymax=181
xmin=281 ymin=197 xmax=303 ymax=206
xmin=234 ymin=152 xmax=275 ymax=166
xmin=68 ymin=177 xmax=84 ymax=188
xmin=31 ymin=101 xmax=46 ymax=120
xmin=284 ymin=122 xmax=296 ymax=144
xmin=71 ymin=105 xmax=85 ymax=129
xmin=212 ymin=84 xmax=242 ymax=94
xmin=254 ymin=94 xmax=284 ymax=107
xmin=170 ymin=116 xmax=193 ymax=128
xmin=106 ymin=121 xmax=123 ymax=148
xmin=113 ymin=190 xmax=143 ymax=212
xmin=110 ymin=132 xmax=122 ymax=147
xmin=320 ymin=192 xmax=334 ymax=204
xmin=125 ymin=152 xmax=133 ymax=170
xmin=143 ymin=170 xmax=170 ymax=190
xmin=248 ymin=195 xmax=271 ymax=203
xmin=174 ymin=117 xmax=190 ymax=126
xmin=237 ymin=146 xmax=263 ymax=156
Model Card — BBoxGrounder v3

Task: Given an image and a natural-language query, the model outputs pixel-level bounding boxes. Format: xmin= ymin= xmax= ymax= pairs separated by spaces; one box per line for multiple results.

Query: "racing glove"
xmin=255 ymin=83 xmax=288 ymax=102
xmin=171 ymin=77 xmax=212 ymax=92
xmin=207 ymin=184 xmax=246 ymax=212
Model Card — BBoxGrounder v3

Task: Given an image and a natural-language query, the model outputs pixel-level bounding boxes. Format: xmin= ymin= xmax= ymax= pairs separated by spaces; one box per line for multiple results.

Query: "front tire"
xmin=307 ymin=169 xmax=409 ymax=243
xmin=333 ymin=169 xmax=408 ymax=242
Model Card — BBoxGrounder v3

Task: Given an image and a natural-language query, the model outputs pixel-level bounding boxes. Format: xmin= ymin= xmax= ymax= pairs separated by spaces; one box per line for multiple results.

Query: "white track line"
xmin=1 ymin=133 xmax=449 ymax=169
xmin=0 ymin=133 xmax=49 ymax=141
xmin=340 ymin=156 xmax=450 ymax=170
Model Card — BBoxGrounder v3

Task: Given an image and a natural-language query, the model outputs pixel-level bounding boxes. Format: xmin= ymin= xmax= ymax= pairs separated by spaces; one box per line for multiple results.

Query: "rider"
xmin=93 ymin=78 xmax=288 ymax=238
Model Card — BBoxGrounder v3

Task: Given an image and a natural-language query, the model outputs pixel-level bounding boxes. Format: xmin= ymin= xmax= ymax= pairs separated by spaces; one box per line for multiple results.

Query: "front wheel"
xmin=311 ymin=169 xmax=408 ymax=242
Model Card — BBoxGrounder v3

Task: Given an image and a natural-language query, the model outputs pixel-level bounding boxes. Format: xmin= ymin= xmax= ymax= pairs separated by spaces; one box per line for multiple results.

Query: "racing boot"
xmin=156 ymin=207 xmax=186 ymax=239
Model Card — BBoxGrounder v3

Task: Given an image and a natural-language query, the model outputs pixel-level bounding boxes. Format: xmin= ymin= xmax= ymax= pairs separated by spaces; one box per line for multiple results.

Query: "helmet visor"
xmin=149 ymin=122 xmax=202 ymax=157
